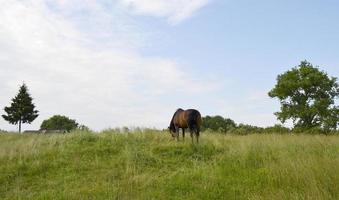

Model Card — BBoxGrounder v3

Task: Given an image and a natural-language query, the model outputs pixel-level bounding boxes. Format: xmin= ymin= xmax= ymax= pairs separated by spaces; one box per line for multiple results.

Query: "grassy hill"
xmin=0 ymin=131 xmax=338 ymax=200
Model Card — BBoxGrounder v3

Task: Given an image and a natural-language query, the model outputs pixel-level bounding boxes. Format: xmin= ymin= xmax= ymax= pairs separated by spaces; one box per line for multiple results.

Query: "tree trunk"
xmin=19 ymin=119 xmax=22 ymax=134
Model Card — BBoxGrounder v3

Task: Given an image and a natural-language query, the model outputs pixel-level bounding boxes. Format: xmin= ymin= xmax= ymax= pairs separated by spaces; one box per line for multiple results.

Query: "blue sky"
xmin=0 ymin=0 xmax=338 ymax=131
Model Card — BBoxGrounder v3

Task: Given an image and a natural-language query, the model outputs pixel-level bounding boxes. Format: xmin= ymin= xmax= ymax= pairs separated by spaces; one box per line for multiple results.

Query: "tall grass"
xmin=0 ymin=131 xmax=338 ymax=199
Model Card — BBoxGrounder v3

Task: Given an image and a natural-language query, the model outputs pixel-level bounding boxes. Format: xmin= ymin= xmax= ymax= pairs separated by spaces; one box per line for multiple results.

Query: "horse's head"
xmin=168 ymin=126 xmax=176 ymax=138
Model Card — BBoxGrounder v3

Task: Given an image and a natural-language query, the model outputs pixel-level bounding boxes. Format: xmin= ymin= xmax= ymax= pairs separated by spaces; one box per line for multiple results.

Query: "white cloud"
xmin=0 ymin=0 xmax=217 ymax=131
xmin=119 ymin=0 xmax=211 ymax=24
xmin=212 ymin=90 xmax=281 ymax=127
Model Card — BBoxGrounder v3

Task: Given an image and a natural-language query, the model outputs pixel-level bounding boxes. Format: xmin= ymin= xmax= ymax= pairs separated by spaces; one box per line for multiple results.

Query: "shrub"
xmin=40 ymin=115 xmax=78 ymax=132
xmin=264 ymin=124 xmax=291 ymax=134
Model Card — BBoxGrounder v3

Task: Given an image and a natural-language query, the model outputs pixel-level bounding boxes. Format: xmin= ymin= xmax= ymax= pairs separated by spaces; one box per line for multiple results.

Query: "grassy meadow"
xmin=0 ymin=131 xmax=338 ymax=200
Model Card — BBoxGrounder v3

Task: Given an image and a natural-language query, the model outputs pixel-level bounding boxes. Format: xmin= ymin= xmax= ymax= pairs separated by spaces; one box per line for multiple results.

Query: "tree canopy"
xmin=2 ymin=83 xmax=39 ymax=133
xmin=268 ymin=61 xmax=339 ymax=131
xmin=202 ymin=115 xmax=236 ymax=133
xmin=40 ymin=115 xmax=78 ymax=132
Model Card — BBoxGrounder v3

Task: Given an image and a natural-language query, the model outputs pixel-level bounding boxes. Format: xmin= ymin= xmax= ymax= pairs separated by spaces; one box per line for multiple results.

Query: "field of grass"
xmin=0 ymin=131 xmax=338 ymax=200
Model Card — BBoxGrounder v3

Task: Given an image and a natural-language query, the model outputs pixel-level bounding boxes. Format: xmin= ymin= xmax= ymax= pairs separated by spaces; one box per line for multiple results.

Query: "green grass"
xmin=0 ymin=131 xmax=338 ymax=200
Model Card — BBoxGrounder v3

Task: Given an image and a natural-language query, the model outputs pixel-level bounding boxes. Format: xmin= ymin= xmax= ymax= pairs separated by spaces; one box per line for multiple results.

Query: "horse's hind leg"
xmin=196 ymin=128 xmax=200 ymax=143
xmin=189 ymin=128 xmax=194 ymax=143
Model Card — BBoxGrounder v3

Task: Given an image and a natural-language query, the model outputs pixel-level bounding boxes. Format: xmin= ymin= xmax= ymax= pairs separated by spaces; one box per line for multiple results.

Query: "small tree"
xmin=269 ymin=61 xmax=339 ymax=131
xmin=40 ymin=115 xmax=78 ymax=132
xmin=2 ymin=83 xmax=39 ymax=133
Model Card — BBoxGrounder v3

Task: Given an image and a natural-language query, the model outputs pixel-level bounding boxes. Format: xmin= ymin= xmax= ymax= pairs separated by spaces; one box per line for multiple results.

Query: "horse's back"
xmin=171 ymin=108 xmax=202 ymax=128
xmin=174 ymin=109 xmax=188 ymax=128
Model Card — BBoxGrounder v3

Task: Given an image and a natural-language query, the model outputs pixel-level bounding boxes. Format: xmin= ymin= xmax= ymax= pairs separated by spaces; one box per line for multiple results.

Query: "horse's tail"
xmin=196 ymin=112 xmax=202 ymax=129
xmin=190 ymin=110 xmax=202 ymax=139
xmin=188 ymin=109 xmax=202 ymax=129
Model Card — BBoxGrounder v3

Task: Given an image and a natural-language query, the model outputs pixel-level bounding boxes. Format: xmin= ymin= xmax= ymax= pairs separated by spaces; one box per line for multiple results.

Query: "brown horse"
xmin=169 ymin=108 xmax=202 ymax=143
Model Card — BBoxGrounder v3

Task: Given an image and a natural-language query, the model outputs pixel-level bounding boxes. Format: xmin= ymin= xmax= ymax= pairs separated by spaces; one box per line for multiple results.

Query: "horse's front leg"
xmin=175 ymin=126 xmax=180 ymax=141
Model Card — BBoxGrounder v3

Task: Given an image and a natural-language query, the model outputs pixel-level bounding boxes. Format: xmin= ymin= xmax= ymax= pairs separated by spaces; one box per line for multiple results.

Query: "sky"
xmin=1 ymin=0 xmax=339 ymax=131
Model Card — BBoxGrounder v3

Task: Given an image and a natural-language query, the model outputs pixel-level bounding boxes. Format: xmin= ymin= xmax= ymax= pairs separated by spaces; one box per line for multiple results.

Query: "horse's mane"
xmin=169 ymin=108 xmax=184 ymax=130
xmin=172 ymin=108 xmax=184 ymax=120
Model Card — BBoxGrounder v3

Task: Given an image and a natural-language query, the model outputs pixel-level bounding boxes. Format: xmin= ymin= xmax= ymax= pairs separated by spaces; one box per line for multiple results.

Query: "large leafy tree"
xmin=40 ymin=115 xmax=78 ymax=132
xmin=269 ymin=61 xmax=339 ymax=130
xmin=2 ymin=83 xmax=39 ymax=133
xmin=202 ymin=115 xmax=236 ymax=133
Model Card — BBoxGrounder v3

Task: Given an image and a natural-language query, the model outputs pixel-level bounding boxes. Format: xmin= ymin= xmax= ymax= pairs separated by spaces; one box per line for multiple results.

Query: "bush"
xmin=292 ymin=126 xmax=336 ymax=135
xmin=40 ymin=115 xmax=78 ymax=132
xmin=0 ymin=129 xmax=7 ymax=133
xmin=264 ymin=124 xmax=291 ymax=134
xmin=77 ymin=124 xmax=91 ymax=132
xmin=232 ymin=124 xmax=264 ymax=135
xmin=200 ymin=115 xmax=335 ymax=135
